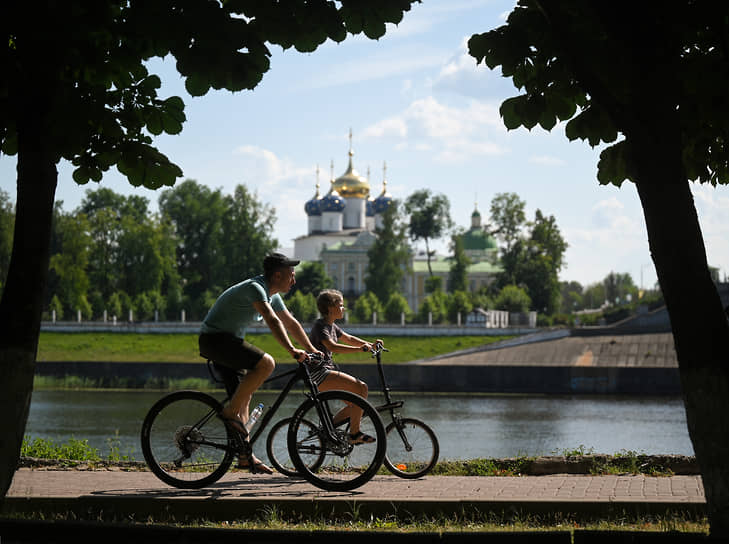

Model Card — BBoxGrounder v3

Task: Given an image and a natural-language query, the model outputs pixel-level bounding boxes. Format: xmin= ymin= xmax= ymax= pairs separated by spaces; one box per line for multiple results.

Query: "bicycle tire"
xmin=266 ymin=416 xmax=324 ymax=477
xmin=141 ymin=390 xmax=235 ymax=489
xmin=383 ymin=417 xmax=439 ymax=479
xmin=288 ymin=390 xmax=386 ymax=492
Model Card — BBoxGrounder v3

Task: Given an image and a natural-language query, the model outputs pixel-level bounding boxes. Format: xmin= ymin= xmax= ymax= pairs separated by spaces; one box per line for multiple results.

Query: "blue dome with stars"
xmin=305 ymin=193 xmax=322 ymax=216
xmin=320 ymin=189 xmax=346 ymax=212
xmin=373 ymin=182 xmax=392 ymax=214
xmin=366 ymin=198 xmax=375 ymax=217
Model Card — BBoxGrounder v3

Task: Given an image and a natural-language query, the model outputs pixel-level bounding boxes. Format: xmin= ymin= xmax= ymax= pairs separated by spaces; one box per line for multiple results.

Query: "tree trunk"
xmin=0 ymin=108 xmax=58 ymax=499
xmin=632 ymin=136 xmax=729 ymax=537
xmin=425 ymin=238 xmax=433 ymax=276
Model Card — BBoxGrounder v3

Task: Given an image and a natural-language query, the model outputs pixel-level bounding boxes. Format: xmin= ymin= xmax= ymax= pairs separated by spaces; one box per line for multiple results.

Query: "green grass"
xmin=32 ymin=375 xmax=217 ymax=391
xmin=20 ymin=434 xmax=135 ymax=463
xmin=36 ymin=332 xmax=511 ymax=363
xmin=5 ymin=508 xmax=708 ymax=535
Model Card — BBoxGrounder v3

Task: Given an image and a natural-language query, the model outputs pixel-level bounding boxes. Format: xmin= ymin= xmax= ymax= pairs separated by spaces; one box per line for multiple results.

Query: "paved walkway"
xmin=3 ymin=469 xmax=706 ymax=519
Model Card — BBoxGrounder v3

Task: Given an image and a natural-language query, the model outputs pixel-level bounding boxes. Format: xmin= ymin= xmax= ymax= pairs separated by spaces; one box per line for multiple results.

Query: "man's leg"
xmin=219 ymin=353 xmax=275 ymax=473
xmin=221 ymin=353 xmax=275 ymax=424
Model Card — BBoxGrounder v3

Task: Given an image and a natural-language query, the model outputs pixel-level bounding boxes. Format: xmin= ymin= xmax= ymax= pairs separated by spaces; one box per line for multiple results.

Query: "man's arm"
xmin=277 ymin=308 xmax=320 ymax=354
xmin=253 ymin=301 xmax=307 ymax=362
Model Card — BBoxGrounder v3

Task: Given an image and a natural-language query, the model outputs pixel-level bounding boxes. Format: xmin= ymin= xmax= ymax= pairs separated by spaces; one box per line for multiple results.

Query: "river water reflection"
xmin=26 ymin=390 xmax=694 ymax=462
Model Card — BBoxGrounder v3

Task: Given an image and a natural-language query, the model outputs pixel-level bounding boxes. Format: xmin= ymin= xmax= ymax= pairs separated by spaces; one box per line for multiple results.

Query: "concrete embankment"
xmin=35 ymin=330 xmax=682 ymax=394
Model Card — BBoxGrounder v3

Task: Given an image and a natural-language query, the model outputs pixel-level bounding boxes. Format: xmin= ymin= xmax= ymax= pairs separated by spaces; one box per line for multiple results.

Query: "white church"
xmin=293 ymin=135 xmax=501 ymax=311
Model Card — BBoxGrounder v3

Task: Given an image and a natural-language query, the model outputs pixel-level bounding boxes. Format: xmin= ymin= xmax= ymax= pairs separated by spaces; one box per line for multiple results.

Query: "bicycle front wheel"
xmin=141 ymin=390 xmax=234 ymax=489
xmin=266 ymin=417 xmax=324 ymax=477
xmin=288 ymin=390 xmax=386 ymax=492
xmin=383 ymin=417 xmax=439 ymax=479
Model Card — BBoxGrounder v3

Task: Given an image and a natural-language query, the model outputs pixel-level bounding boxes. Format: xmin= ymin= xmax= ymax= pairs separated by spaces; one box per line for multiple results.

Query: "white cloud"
xmin=590 ymin=197 xmax=629 ymax=229
xmin=430 ymin=36 xmax=517 ymax=99
xmin=362 ymin=95 xmax=506 ymax=163
xmin=560 ymin=197 xmax=651 ymax=286
xmin=232 ymin=145 xmax=310 ymax=187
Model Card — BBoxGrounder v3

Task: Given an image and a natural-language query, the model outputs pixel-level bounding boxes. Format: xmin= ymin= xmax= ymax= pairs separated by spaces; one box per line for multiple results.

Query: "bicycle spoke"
xmin=141 ymin=391 xmax=234 ymax=489
xmin=288 ymin=390 xmax=386 ymax=491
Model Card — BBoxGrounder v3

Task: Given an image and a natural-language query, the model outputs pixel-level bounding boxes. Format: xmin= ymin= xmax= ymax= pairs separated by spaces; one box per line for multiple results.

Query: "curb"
xmin=17 ymin=455 xmax=700 ymax=476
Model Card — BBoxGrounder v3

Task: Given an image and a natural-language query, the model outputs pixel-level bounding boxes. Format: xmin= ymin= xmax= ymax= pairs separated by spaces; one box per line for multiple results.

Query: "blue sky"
xmin=2 ymin=0 xmax=728 ymax=289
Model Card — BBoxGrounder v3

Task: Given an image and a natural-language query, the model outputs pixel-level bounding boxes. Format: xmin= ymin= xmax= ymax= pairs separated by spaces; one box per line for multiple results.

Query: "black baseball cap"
xmin=263 ymin=252 xmax=300 ymax=276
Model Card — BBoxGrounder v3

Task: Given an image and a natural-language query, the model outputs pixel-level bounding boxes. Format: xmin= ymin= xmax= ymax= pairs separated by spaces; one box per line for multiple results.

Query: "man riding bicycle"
xmin=198 ymin=252 xmax=321 ymax=473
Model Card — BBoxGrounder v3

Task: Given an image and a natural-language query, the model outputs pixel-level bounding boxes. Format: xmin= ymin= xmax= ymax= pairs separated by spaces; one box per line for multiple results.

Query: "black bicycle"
xmin=140 ymin=354 xmax=386 ymax=492
xmin=267 ymin=342 xmax=439 ymax=479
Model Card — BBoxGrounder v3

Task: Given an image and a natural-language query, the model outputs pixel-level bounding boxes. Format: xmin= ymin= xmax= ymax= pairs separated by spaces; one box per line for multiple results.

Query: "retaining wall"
xmin=34 ymin=361 xmax=682 ymax=395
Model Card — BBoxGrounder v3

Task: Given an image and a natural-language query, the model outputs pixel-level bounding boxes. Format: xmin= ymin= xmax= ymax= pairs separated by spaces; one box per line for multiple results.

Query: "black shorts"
xmin=199 ymin=333 xmax=265 ymax=397
xmin=199 ymin=332 xmax=265 ymax=370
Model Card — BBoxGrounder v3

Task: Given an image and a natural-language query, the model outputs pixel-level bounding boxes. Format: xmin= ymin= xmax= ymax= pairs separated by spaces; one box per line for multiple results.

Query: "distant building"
xmin=294 ymin=131 xmax=392 ymax=262
xmin=462 ymin=203 xmax=499 ymax=265
xmin=293 ymin=133 xmax=502 ymax=311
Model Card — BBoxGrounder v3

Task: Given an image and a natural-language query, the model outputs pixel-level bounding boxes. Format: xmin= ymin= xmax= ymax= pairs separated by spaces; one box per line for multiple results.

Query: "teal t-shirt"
xmin=200 ymin=275 xmax=286 ymax=339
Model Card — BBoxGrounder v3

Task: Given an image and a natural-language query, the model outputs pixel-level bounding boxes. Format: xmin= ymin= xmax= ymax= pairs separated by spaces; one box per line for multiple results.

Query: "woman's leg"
xmin=318 ymin=371 xmax=368 ymax=434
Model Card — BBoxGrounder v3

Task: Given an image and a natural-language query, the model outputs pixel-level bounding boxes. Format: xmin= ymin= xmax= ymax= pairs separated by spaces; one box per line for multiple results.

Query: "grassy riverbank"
xmin=36 ymin=332 xmax=510 ymax=363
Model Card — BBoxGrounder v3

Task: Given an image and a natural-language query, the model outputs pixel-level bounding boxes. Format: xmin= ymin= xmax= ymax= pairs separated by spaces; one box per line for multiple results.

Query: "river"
xmin=24 ymin=389 xmax=694 ymax=462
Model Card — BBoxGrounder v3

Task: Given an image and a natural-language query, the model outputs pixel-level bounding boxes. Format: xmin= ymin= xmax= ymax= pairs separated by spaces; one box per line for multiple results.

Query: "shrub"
xmin=77 ymin=294 xmax=93 ymax=320
xmin=353 ymin=292 xmax=383 ymax=323
xmin=417 ymin=290 xmax=448 ymax=323
xmin=425 ymin=276 xmax=443 ymax=294
xmin=384 ymin=292 xmax=411 ymax=323
xmin=495 ymin=285 xmax=531 ymax=313
xmin=286 ymin=290 xmax=317 ymax=323
xmin=447 ymin=290 xmax=473 ymax=323
xmin=48 ymin=294 xmax=64 ymax=320
xmin=88 ymin=290 xmax=105 ymax=320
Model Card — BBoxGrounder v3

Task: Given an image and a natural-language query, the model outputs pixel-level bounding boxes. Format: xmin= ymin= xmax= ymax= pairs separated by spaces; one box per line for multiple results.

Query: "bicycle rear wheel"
xmin=383 ymin=417 xmax=439 ymax=479
xmin=288 ymin=390 xmax=386 ymax=492
xmin=141 ymin=390 xmax=234 ymax=489
xmin=266 ymin=416 xmax=324 ymax=477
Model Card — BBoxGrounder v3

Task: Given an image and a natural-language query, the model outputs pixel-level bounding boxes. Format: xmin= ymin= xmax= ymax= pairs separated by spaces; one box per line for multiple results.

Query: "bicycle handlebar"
xmin=370 ymin=341 xmax=389 ymax=357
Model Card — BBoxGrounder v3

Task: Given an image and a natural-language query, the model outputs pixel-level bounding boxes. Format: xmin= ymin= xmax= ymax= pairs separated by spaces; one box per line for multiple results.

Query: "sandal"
xmin=237 ymin=457 xmax=274 ymax=474
xmin=220 ymin=416 xmax=249 ymax=438
xmin=349 ymin=431 xmax=376 ymax=444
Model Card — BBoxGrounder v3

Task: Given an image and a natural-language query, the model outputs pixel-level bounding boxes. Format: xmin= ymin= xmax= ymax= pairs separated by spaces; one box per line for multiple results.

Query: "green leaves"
xmin=184 ymin=73 xmax=211 ymax=97
xmin=145 ymin=96 xmax=186 ymax=136
xmin=117 ymin=144 xmax=183 ymax=190
xmin=3 ymin=0 xmax=420 ymax=200
xmin=499 ymin=94 xmax=566 ymax=132
xmin=564 ymin=106 xmax=617 ymax=146
xmin=340 ymin=0 xmax=417 ymax=40
xmin=597 ymin=141 xmax=631 ymax=187
xmin=0 ymin=129 xmax=17 ymax=156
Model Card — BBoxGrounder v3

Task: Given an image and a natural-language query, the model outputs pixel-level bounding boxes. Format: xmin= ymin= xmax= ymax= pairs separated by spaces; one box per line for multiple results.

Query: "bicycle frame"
xmin=371 ymin=346 xmax=404 ymax=414
xmin=207 ymin=357 xmax=341 ymax=452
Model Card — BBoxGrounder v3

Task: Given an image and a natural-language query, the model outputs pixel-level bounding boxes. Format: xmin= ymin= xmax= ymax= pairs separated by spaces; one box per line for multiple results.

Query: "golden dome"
xmin=332 ymin=133 xmax=370 ymax=199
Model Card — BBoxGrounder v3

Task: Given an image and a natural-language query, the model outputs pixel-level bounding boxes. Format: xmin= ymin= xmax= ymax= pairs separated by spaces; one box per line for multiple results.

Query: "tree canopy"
xmin=404 ymin=189 xmax=453 ymax=276
xmin=469 ymin=1 xmax=729 ymax=534
xmin=365 ymin=200 xmax=410 ymax=303
xmin=0 ymin=0 xmax=420 ymax=501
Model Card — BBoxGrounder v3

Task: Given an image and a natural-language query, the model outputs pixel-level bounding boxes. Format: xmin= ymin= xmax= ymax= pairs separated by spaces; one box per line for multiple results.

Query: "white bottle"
xmin=245 ymin=403 xmax=264 ymax=432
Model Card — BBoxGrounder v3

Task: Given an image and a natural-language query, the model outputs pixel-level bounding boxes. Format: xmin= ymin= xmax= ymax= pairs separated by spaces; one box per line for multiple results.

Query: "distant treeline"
xmin=0 ymin=180 xmax=278 ymax=321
